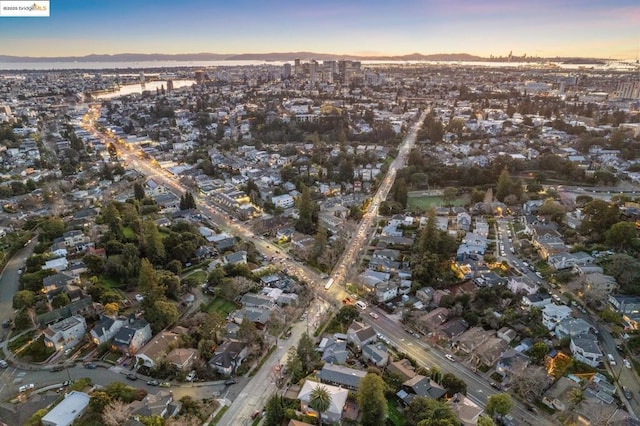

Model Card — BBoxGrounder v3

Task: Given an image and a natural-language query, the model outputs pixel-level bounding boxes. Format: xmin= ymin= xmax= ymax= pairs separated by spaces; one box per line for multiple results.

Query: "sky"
xmin=0 ymin=0 xmax=638 ymax=59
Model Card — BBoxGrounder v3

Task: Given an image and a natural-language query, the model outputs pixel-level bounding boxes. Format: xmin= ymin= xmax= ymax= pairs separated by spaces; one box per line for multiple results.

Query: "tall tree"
xmin=141 ymin=220 xmax=165 ymax=265
xmin=133 ymin=182 xmax=145 ymax=200
xmin=309 ymin=385 xmax=332 ymax=426
xmin=606 ymin=221 xmax=637 ymax=250
xmin=496 ymin=168 xmax=512 ymax=202
xmin=392 ymin=177 xmax=408 ymax=208
xmin=485 ymin=393 xmax=513 ymax=418
xmin=296 ymin=332 xmax=320 ymax=375
xmin=264 ymin=395 xmax=285 ymax=426
xmin=295 ymin=185 xmax=318 ymax=235
xmin=357 ymin=373 xmax=387 ymax=426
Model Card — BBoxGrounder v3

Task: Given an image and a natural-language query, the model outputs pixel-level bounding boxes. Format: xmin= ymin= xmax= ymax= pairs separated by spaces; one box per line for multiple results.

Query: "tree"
xmin=309 ymin=385 xmax=332 ymax=425
xmin=486 ymin=393 xmax=513 ymax=418
xmin=40 ymin=218 xmax=66 ymax=241
xmin=51 ymin=293 xmax=71 ymax=309
xmin=580 ymin=200 xmax=620 ymax=241
xmin=477 ymin=416 xmax=496 ymax=426
xmin=567 ymin=387 xmax=585 ymax=409
xmin=357 ymin=373 xmax=387 ymax=426
xmin=133 ymin=182 xmax=146 ymax=200
xmin=406 ymin=396 xmax=458 ymax=426
xmin=102 ymin=399 xmax=131 ymax=426
xmin=264 ymin=395 xmax=285 ymax=426
xmin=442 ymin=187 xmax=458 ymax=207
xmin=442 ymin=373 xmax=467 ymax=396
xmin=89 ymin=390 xmax=113 ymax=414
xmin=13 ymin=290 xmax=35 ymax=309
xmin=538 ymin=199 xmax=566 ymax=224
xmin=141 ymin=220 xmax=165 ymax=265
xmin=296 ymin=332 xmax=320 ymax=375
xmin=496 ymin=168 xmax=512 ymax=202
xmin=529 ymin=342 xmax=549 ymax=365
xmin=392 ymin=178 xmax=408 ymax=208
xmin=104 ymin=302 xmax=119 ymax=316
xmin=606 ymin=221 xmax=637 ymax=250
xmin=335 ymin=305 xmax=360 ymax=327
xmin=295 ymin=185 xmax=319 ymax=235
xmin=510 ymin=367 xmax=549 ymax=401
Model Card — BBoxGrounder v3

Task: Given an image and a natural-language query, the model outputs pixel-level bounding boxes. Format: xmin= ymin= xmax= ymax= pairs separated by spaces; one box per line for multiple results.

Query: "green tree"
xmin=13 ymin=290 xmax=35 ymax=309
xmin=538 ymin=199 xmax=566 ymax=224
xmin=407 ymin=396 xmax=458 ymax=426
xmin=486 ymin=393 xmax=513 ymax=417
xmin=145 ymin=300 xmax=178 ymax=334
xmin=40 ymin=217 xmax=66 ymax=241
xmin=88 ymin=390 xmax=113 ymax=414
xmin=392 ymin=177 xmax=408 ymax=208
xmin=477 ymin=415 xmax=496 ymax=426
xmin=567 ymin=387 xmax=586 ymax=409
xmin=443 ymin=187 xmax=458 ymax=207
xmin=141 ymin=221 xmax=165 ymax=265
xmin=529 ymin=342 xmax=549 ymax=365
xmin=606 ymin=221 xmax=637 ymax=250
xmin=358 ymin=373 xmax=387 ymax=426
xmin=296 ymin=332 xmax=320 ymax=375
xmin=442 ymin=373 xmax=467 ymax=396
xmin=133 ymin=182 xmax=145 ymax=200
xmin=580 ymin=199 xmax=620 ymax=241
xmin=309 ymin=385 xmax=332 ymax=426
xmin=264 ymin=395 xmax=285 ymax=426
xmin=295 ymin=185 xmax=318 ymax=235
xmin=335 ymin=305 xmax=360 ymax=327
xmin=496 ymin=168 xmax=512 ymax=202
xmin=51 ymin=293 xmax=71 ymax=309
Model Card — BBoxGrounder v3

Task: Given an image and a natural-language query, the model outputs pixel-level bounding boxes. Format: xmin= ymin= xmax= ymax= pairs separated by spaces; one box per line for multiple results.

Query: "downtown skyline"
xmin=0 ymin=0 xmax=639 ymax=60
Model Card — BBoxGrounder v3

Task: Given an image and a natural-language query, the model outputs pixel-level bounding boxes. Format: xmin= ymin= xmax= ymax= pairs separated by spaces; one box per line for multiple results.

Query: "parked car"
xmin=159 ymin=382 xmax=171 ymax=388
xmin=490 ymin=382 xmax=502 ymax=390
xmin=62 ymin=380 xmax=73 ymax=387
xmin=624 ymin=359 xmax=632 ymax=369
xmin=51 ymin=365 xmax=64 ymax=372
xmin=622 ymin=386 xmax=633 ymax=400
xmin=147 ymin=380 xmax=159 ymax=386
xmin=0 ymin=360 xmax=8 ymax=369
xmin=126 ymin=373 xmax=138 ymax=381
xmin=445 ymin=354 xmax=456 ymax=362
xmin=185 ymin=370 xmax=196 ymax=382
xmin=19 ymin=384 xmax=34 ymax=393
xmin=84 ymin=363 xmax=97 ymax=369
xmin=225 ymin=379 xmax=237 ymax=386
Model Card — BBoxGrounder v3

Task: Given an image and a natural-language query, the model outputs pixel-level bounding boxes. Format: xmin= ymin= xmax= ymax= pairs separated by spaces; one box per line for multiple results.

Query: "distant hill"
xmin=0 ymin=52 xmax=610 ymax=63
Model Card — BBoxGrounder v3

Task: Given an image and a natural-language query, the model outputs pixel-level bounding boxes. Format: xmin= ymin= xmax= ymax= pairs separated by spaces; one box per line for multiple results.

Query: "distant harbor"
xmin=94 ymin=79 xmax=195 ymax=100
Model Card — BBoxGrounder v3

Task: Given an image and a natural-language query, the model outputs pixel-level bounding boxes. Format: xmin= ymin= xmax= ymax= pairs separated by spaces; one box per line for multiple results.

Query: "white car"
xmin=445 ymin=354 xmax=456 ymax=362
xmin=369 ymin=312 xmax=379 ymax=319
xmin=624 ymin=359 xmax=632 ymax=369
xmin=19 ymin=383 xmax=34 ymax=393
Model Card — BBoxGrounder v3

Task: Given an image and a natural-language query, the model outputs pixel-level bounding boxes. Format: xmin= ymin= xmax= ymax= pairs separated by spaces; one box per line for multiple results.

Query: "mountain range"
xmin=0 ymin=52 xmax=610 ymax=63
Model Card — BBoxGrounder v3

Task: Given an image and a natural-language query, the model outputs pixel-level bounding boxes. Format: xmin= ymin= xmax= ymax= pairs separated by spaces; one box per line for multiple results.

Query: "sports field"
xmin=407 ymin=194 xmax=468 ymax=211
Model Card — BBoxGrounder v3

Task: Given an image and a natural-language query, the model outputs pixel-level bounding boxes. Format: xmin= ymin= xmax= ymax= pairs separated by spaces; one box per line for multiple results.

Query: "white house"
xmin=43 ymin=257 xmax=69 ymax=273
xmin=43 ymin=315 xmax=87 ymax=351
xmin=271 ymin=194 xmax=294 ymax=209
xmin=41 ymin=391 xmax=90 ymax=426
xmin=542 ymin=304 xmax=573 ymax=330
xmin=90 ymin=315 xmax=127 ymax=345
xmin=570 ymin=334 xmax=602 ymax=367
xmin=298 ymin=380 xmax=349 ymax=424
xmin=507 ymin=277 xmax=539 ymax=295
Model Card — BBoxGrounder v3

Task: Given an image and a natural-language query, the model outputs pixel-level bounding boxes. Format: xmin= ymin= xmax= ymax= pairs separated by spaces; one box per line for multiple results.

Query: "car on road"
xmin=622 ymin=386 xmax=633 ymax=400
xmin=147 ymin=380 xmax=159 ymax=386
xmin=369 ymin=312 xmax=379 ymax=319
xmin=445 ymin=354 xmax=456 ymax=362
xmin=607 ymin=354 xmax=616 ymax=365
xmin=0 ymin=360 xmax=8 ymax=369
xmin=624 ymin=359 xmax=632 ymax=369
xmin=159 ymin=382 xmax=171 ymax=388
xmin=50 ymin=365 xmax=64 ymax=372
xmin=342 ymin=297 xmax=354 ymax=305
xmin=84 ymin=363 xmax=97 ymax=369
xmin=19 ymin=384 xmax=34 ymax=393
xmin=2 ymin=319 xmax=12 ymax=329
xmin=355 ymin=300 xmax=367 ymax=310
xmin=225 ymin=379 xmax=237 ymax=386
xmin=126 ymin=373 xmax=138 ymax=381
xmin=490 ymin=382 xmax=502 ymax=390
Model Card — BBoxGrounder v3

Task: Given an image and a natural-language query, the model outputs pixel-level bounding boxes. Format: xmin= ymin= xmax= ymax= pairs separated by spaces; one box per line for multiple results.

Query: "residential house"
xmin=522 ymin=293 xmax=552 ymax=309
xmin=135 ymin=331 xmax=180 ymax=368
xmin=298 ymin=380 xmax=348 ymax=424
xmin=507 ymin=277 xmax=538 ymax=295
xmin=496 ymin=327 xmax=518 ymax=344
xmin=41 ymin=391 xmax=90 ymax=426
xmin=209 ymin=339 xmax=247 ymax=376
xmin=436 ymin=318 xmax=469 ymax=340
xmin=347 ymin=321 xmax=377 ymax=351
xmin=609 ymin=294 xmax=640 ymax=314
xmin=570 ymin=333 xmax=602 ymax=367
xmin=240 ymin=293 xmax=275 ymax=310
xmin=271 ymin=194 xmax=294 ymax=209
xmin=397 ymin=375 xmax=446 ymax=405
xmin=584 ymin=273 xmax=617 ymax=296
xmin=112 ymin=318 xmax=153 ymax=356
xmin=90 ymin=315 xmax=127 ymax=345
xmin=473 ymin=337 xmax=508 ymax=367
xmin=496 ymin=349 xmax=530 ymax=379
xmin=42 ymin=273 xmax=76 ymax=295
xmin=387 ymin=358 xmax=417 ymax=381
xmin=43 ymin=257 xmax=68 ymax=273
xmin=374 ymin=282 xmax=399 ymax=303
xmin=128 ymin=390 xmax=180 ymax=419
xmin=318 ymin=335 xmax=349 ymax=364
xmin=166 ymin=348 xmax=198 ymax=371
xmin=223 ymin=250 xmax=248 ymax=266
xmin=318 ymin=364 xmax=367 ymax=390
xmin=542 ymin=377 xmax=581 ymax=412
xmin=555 ymin=318 xmax=593 ymax=339
xmin=542 ymin=304 xmax=573 ymax=330
xmin=456 ymin=212 xmax=471 ymax=231
xmin=548 ymin=251 xmax=594 ymax=270
xmin=417 ymin=307 xmax=449 ymax=333
xmin=448 ymin=393 xmax=484 ymax=426
xmin=363 ymin=342 xmax=389 ymax=367
xmin=43 ymin=315 xmax=87 ymax=352
xmin=456 ymin=327 xmax=493 ymax=355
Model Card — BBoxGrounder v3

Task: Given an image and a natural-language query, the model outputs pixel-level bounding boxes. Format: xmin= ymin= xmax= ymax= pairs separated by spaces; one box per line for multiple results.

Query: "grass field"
xmin=407 ymin=195 xmax=468 ymax=211
xmin=203 ymin=298 xmax=237 ymax=317
xmin=99 ymin=275 xmax=124 ymax=289
xmin=185 ymin=270 xmax=207 ymax=284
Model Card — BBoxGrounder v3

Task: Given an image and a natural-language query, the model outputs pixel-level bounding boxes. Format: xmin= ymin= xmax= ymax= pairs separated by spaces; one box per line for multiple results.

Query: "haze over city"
xmin=1 ymin=0 xmax=638 ymax=59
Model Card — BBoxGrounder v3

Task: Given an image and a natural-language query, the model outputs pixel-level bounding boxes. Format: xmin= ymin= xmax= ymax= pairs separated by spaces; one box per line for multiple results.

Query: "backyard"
xmin=407 ymin=194 xmax=468 ymax=211
xmin=203 ymin=297 xmax=238 ymax=317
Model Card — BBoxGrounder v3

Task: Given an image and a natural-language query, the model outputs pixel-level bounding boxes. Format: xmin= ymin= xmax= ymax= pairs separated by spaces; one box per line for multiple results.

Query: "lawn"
xmin=387 ymin=398 xmax=406 ymax=426
xmin=99 ymin=275 xmax=124 ymax=289
xmin=121 ymin=226 xmax=136 ymax=240
xmin=20 ymin=335 xmax=55 ymax=362
xmin=8 ymin=330 xmax=36 ymax=353
xmin=203 ymin=298 xmax=237 ymax=317
xmin=407 ymin=195 xmax=468 ymax=211
xmin=185 ymin=270 xmax=207 ymax=284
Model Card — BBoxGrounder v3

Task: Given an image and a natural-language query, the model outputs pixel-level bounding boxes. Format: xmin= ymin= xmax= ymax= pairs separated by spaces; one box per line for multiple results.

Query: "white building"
xmin=41 ymin=391 xmax=90 ymax=426
xmin=542 ymin=304 xmax=573 ymax=330
xmin=271 ymin=194 xmax=294 ymax=209
xmin=43 ymin=315 xmax=87 ymax=351
xmin=298 ymin=380 xmax=349 ymax=424
xmin=570 ymin=334 xmax=602 ymax=368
